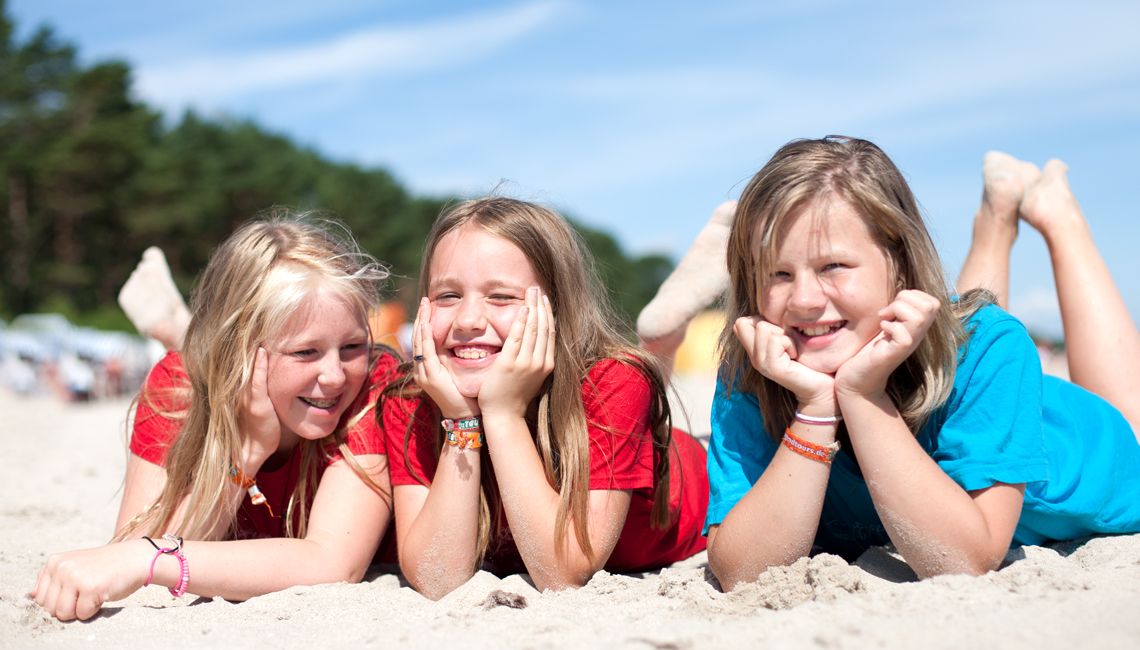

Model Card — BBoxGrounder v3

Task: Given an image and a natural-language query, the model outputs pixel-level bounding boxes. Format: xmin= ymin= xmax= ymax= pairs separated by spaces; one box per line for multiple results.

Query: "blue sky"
xmin=10 ymin=0 xmax=1140 ymax=337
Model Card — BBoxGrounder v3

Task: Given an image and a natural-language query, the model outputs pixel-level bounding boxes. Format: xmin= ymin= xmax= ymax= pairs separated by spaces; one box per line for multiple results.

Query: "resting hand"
xmin=835 ymin=290 xmax=940 ymax=397
xmin=478 ymin=287 xmax=556 ymax=419
xmin=413 ymin=298 xmax=480 ymax=419
xmin=30 ymin=539 xmax=152 ymax=621
xmin=239 ymin=347 xmax=280 ymax=469
xmin=734 ymin=316 xmax=834 ymax=406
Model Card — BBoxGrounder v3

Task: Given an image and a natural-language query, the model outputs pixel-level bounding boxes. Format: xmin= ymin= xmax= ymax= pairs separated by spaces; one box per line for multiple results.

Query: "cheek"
xmin=758 ymin=286 xmax=782 ymax=321
xmin=264 ymin=362 xmax=297 ymax=413
xmin=428 ymin=312 xmax=450 ymax=349
xmin=491 ymin=305 xmax=522 ymax=336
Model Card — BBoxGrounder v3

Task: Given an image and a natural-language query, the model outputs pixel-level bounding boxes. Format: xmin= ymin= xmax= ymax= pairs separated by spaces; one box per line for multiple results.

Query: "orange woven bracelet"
xmin=443 ymin=416 xmax=484 ymax=449
xmin=228 ymin=465 xmax=276 ymax=518
xmin=781 ymin=427 xmax=840 ymax=465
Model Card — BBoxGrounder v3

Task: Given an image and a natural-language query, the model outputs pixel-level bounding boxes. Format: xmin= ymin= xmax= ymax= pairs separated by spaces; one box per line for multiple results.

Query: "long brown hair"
xmin=384 ymin=197 xmax=673 ymax=567
xmin=119 ymin=212 xmax=390 ymax=541
xmin=720 ymin=136 xmax=988 ymax=437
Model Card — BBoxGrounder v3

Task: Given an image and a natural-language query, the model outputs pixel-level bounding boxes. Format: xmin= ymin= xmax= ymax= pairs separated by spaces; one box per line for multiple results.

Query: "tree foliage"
xmin=0 ymin=3 xmax=671 ymax=330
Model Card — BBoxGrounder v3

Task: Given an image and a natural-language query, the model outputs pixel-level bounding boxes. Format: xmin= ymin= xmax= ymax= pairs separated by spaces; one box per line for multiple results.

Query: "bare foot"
xmin=1019 ymin=159 xmax=1086 ymax=240
xmin=118 ymin=247 xmax=192 ymax=350
xmin=637 ymin=200 xmax=735 ymax=346
xmin=974 ymin=151 xmax=1040 ymax=245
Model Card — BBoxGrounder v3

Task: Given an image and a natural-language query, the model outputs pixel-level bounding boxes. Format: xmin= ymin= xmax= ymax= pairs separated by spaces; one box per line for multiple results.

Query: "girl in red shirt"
xmin=382 ymin=197 xmax=707 ymax=598
xmin=32 ymin=215 xmax=398 ymax=620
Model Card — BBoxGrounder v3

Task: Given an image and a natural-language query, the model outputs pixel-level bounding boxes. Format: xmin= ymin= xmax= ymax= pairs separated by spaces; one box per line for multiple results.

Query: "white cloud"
xmin=134 ymin=1 xmax=571 ymax=110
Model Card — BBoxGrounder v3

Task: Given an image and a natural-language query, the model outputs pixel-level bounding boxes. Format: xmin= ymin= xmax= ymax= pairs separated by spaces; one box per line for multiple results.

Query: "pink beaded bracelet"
xmin=143 ymin=534 xmax=190 ymax=597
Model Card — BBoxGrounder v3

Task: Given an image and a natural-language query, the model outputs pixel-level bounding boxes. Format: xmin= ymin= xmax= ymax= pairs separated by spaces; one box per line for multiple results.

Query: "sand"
xmin=3 ymin=384 xmax=1140 ymax=650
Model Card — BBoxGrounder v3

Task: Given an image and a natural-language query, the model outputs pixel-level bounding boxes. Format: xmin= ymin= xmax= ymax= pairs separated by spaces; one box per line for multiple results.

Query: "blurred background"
xmin=1 ymin=0 xmax=1136 ymax=404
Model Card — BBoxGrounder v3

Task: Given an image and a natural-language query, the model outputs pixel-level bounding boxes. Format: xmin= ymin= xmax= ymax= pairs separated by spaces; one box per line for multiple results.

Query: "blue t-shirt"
xmin=705 ymin=304 xmax=1140 ymax=558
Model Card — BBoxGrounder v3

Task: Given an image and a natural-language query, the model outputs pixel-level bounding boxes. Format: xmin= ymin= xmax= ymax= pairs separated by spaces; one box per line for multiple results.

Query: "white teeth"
xmin=454 ymin=348 xmax=489 ymax=360
xmin=301 ymin=397 xmax=336 ymax=409
xmin=800 ymin=325 xmax=836 ymax=337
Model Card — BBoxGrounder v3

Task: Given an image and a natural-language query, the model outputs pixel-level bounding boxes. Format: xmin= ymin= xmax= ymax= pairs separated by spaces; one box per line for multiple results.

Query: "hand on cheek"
xmin=835 ymin=290 xmax=940 ymax=397
xmin=478 ymin=286 xmax=556 ymax=418
xmin=240 ymin=347 xmax=281 ymax=469
xmin=412 ymin=297 xmax=479 ymax=419
xmin=735 ymin=316 xmax=835 ymax=408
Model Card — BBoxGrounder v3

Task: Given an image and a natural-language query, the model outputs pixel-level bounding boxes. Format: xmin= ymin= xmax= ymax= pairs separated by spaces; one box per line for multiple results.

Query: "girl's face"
xmin=427 ymin=223 xmax=544 ymax=398
xmin=266 ymin=286 xmax=370 ymax=445
xmin=759 ymin=198 xmax=895 ymax=375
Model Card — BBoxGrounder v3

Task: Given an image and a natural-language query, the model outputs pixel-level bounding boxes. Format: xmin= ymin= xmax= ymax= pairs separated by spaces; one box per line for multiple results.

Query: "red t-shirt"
xmin=383 ymin=358 xmax=708 ymax=574
xmin=130 ymin=349 xmax=400 ymax=542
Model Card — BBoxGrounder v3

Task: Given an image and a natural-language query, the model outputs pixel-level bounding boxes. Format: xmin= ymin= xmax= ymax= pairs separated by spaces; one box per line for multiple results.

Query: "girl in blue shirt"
xmin=704 ymin=137 xmax=1140 ymax=589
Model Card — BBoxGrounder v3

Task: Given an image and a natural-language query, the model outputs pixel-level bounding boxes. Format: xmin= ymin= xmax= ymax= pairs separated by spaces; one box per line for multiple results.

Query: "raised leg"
xmin=637 ymin=200 xmax=736 ymax=365
xmin=1021 ymin=160 xmax=1140 ymax=432
xmin=117 ymin=247 xmax=191 ymax=351
xmin=955 ymin=152 xmax=1040 ymax=307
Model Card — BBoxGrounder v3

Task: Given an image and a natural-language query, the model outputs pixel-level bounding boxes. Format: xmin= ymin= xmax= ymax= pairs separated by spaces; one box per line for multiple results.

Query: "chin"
xmin=797 ymin=353 xmax=846 ymax=376
xmin=448 ymin=370 xmax=484 ymax=400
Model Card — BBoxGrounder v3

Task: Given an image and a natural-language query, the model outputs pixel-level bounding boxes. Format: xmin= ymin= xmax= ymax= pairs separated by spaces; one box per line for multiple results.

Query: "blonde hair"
xmin=720 ymin=136 xmax=988 ymax=437
xmin=120 ymin=211 xmax=390 ymax=541
xmin=384 ymin=197 xmax=673 ymax=567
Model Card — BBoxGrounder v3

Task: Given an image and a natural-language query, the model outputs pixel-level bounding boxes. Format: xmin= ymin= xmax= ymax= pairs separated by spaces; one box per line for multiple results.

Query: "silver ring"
xmin=413 ymin=354 xmax=425 ymax=362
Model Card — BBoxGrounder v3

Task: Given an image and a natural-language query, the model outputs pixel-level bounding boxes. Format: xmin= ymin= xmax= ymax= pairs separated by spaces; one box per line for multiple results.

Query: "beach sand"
xmin=3 ymin=382 xmax=1140 ymax=649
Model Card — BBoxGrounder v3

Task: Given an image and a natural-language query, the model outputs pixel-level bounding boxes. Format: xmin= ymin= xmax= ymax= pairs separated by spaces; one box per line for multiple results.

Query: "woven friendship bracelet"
xmin=781 ymin=427 xmax=840 ymax=465
xmin=442 ymin=416 xmax=484 ymax=449
xmin=445 ymin=428 xmax=485 ymax=449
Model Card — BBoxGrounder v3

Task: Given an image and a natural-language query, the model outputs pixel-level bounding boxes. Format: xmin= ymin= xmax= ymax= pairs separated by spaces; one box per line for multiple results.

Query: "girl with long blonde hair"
xmin=704 ymin=137 xmax=1140 ymax=588
xmin=33 ymin=214 xmax=400 ymax=620
xmin=381 ymin=197 xmax=708 ymax=598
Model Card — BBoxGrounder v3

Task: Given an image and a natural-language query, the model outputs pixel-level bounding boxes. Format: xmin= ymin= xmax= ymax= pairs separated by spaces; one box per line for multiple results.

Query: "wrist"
xmin=239 ymin=442 xmax=271 ymax=475
xmin=794 ymin=398 xmax=838 ymax=418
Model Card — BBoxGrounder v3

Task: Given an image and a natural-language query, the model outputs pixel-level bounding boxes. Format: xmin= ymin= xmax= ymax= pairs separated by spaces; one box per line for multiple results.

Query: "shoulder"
xmin=148 ymin=350 xmax=186 ymax=383
xmin=959 ymin=304 xmax=1037 ymax=367
xmin=582 ymin=356 xmax=656 ymax=404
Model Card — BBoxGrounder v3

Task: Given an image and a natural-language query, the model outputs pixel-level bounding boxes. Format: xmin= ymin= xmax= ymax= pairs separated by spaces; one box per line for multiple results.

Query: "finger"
xmin=417 ymin=299 xmax=443 ymax=375
xmin=733 ymin=317 xmax=756 ymax=352
xmin=502 ymin=303 xmax=529 ymax=361
xmin=56 ymin=585 xmax=78 ymax=622
xmin=411 ymin=298 xmax=426 ymax=359
xmin=30 ymin=565 xmax=47 ymax=602
xmin=43 ymin=578 xmax=69 ymax=621
xmin=518 ymin=287 xmax=541 ymax=363
xmin=75 ymin=592 xmax=103 ymax=621
xmin=542 ymin=294 xmax=556 ymax=370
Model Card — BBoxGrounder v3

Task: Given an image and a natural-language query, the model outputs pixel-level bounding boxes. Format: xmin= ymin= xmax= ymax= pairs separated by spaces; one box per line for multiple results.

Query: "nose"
xmin=317 ymin=351 xmax=346 ymax=388
xmin=454 ymin=297 xmax=487 ymax=332
xmin=788 ymin=273 xmax=827 ymax=313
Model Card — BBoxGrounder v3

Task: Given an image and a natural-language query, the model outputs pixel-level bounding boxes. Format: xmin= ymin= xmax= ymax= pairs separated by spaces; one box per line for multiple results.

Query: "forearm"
xmin=145 ymin=534 xmax=372 ymax=601
xmin=840 ymin=392 xmax=1011 ymax=577
xmin=484 ymin=412 xmax=601 ymax=590
xmin=708 ymin=427 xmax=831 ymax=590
xmin=398 ymin=447 xmax=482 ymax=599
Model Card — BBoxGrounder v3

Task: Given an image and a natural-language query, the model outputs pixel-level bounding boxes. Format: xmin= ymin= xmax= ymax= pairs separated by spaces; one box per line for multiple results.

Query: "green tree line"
xmin=0 ymin=2 xmax=672 ymax=331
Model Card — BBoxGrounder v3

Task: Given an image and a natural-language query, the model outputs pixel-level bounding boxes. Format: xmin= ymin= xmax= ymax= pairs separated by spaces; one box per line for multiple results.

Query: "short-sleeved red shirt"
xmin=383 ymin=358 xmax=708 ymax=574
xmin=130 ymin=349 xmax=400 ymax=541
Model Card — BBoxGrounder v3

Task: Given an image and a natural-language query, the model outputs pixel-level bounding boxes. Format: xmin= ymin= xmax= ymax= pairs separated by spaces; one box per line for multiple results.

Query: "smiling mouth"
xmin=452 ymin=346 xmax=495 ymax=360
xmin=795 ymin=322 xmax=845 ymax=337
xmin=299 ymin=396 xmax=338 ymax=409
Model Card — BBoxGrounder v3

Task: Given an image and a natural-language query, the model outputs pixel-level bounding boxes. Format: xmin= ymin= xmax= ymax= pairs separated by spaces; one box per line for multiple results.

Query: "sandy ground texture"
xmin=3 ymin=380 xmax=1140 ymax=650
